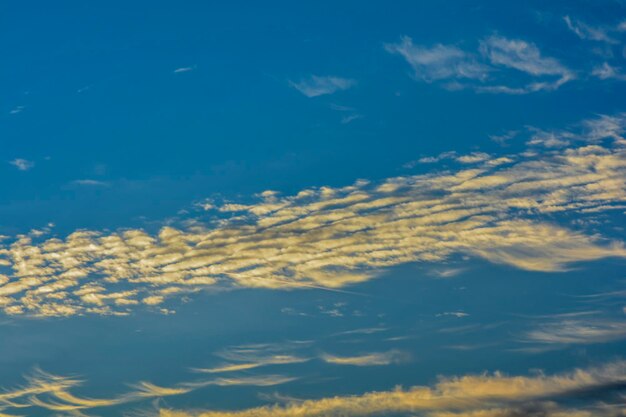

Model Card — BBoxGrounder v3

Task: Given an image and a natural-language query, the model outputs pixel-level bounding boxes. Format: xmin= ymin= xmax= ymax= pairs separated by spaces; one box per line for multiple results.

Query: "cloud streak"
xmin=320 ymin=350 xmax=409 ymax=366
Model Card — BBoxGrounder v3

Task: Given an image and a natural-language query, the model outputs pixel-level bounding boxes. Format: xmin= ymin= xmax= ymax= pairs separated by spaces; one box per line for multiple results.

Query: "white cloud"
xmin=9 ymin=158 xmax=34 ymax=171
xmin=564 ymin=16 xmax=619 ymax=44
xmin=174 ymin=66 xmax=196 ymax=73
xmin=525 ymin=319 xmax=626 ymax=345
xmin=384 ymin=37 xmax=489 ymax=82
xmin=194 ymin=342 xmax=310 ymax=374
xmin=489 ymin=130 xmax=519 ymax=145
xmin=9 ymin=106 xmax=24 ymax=115
xmin=479 ymin=35 xmax=574 ymax=93
xmin=428 ymin=267 xmax=467 ymax=279
xmin=387 ymin=35 xmax=574 ymax=94
xmin=592 ymin=62 xmax=626 ymax=80
xmin=72 ymin=179 xmax=110 ymax=187
xmin=437 ymin=311 xmax=469 ymax=318
xmin=341 ymin=114 xmax=363 ymax=124
xmin=290 ymin=75 xmax=356 ymax=97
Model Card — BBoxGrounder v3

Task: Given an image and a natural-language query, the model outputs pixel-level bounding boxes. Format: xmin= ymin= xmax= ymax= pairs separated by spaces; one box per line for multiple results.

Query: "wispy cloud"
xmin=428 ymin=267 xmax=467 ymax=279
xmin=3 ymin=360 xmax=626 ymax=416
xmin=384 ymin=37 xmax=489 ymax=82
xmin=592 ymin=62 xmax=626 ymax=80
xmin=174 ymin=66 xmax=196 ymax=73
xmin=477 ymin=35 xmax=574 ymax=93
xmin=437 ymin=311 xmax=469 ymax=318
xmin=290 ymin=75 xmax=356 ymax=97
xmin=524 ymin=318 xmax=626 ymax=345
xmin=9 ymin=158 xmax=34 ymax=171
xmin=386 ymin=35 xmax=574 ymax=94
xmin=564 ymin=15 xmax=619 ymax=44
xmin=0 ymin=114 xmax=625 ymax=316
xmin=194 ymin=342 xmax=310 ymax=374
xmin=321 ymin=350 xmax=409 ymax=366
xmin=9 ymin=106 xmax=25 ymax=115
xmin=489 ymin=130 xmax=519 ymax=145
xmin=0 ymin=362 xmax=297 ymax=415
xmin=329 ymin=103 xmax=363 ymax=124
xmin=71 ymin=179 xmax=110 ymax=187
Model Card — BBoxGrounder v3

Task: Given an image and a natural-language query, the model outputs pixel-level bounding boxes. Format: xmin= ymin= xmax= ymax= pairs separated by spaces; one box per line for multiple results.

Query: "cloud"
xmin=564 ymin=16 xmax=619 ymax=44
xmin=384 ymin=37 xmax=489 ymax=82
xmin=437 ymin=312 xmax=469 ymax=318
xmin=289 ymin=75 xmax=356 ymax=97
xmin=592 ymin=62 xmax=626 ymax=81
xmin=406 ymin=151 xmax=498 ymax=167
xmin=71 ymin=179 xmax=110 ymax=187
xmin=9 ymin=106 xmax=24 ymax=115
xmin=0 ymin=362 xmax=297 ymax=415
xmin=386 ymin=35 xmax=574 ymax=94
xmin=478 ymin=36 xmax=574 ymax=93
xmin=0 ymin=114 xmax=626 ymax=317
xmin=524 ymin=318 xmax=626 ymax=345
xmin=9 ymin=159 xmax=34 ymax=171
xmin=4 ymin=360 xmax=626 ymax=416
xmin=341 ymin=114 xmax=363 ymax=124
xmin=455 ymin=152 xmax=492 ymax=164
xmin=321 ymin=350 xmax=409 ymax=366
xmin=194 ymin=342 xmax=310 ymax=374
xmin=428 ymin=267 xmax=467 ymax=279
xmin=489 ymin=130 xmax=519 ymax=145
xmin=174 ymin=66 xmax=196 ymax=73
xmin=156 ymin=361 xmax=626 ymax=417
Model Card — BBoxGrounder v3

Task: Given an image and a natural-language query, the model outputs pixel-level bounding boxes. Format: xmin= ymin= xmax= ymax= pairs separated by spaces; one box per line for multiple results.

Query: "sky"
xmin=1 ymin=1 xmax=626 ymax=416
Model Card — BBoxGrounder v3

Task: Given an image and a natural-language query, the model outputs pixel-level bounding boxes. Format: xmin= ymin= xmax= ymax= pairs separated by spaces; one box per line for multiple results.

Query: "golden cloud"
xmin=0 ymin=115 xmax=625 ymax=316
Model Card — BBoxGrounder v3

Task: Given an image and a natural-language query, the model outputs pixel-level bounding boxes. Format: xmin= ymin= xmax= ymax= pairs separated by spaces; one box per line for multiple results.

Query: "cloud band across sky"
xmin=160 ymin=360 xmax=626 ymax=417
xmin=2 ymin=360 xmax=626 ymax=416
xmin=0 ymin=114 xmax=625 ymax=317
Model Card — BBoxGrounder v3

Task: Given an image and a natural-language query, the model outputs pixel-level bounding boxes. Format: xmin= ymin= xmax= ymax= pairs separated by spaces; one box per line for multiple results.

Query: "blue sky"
xmin=1 ymin=1 xmax=626 ymax=416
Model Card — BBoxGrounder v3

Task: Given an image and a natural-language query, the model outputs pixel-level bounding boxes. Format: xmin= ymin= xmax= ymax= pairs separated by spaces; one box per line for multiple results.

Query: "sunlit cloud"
xmin=525 ymin=318 xmax=626 ymax=345
xmin=0 ymin=114 xmax=625 ymax=316
xmin=0 ymin=363 xmax=298 ymax=415
xmin=320 ymin=350 xmax=409 ymax=366
xmin=156 ymin=361 xmax=626 ymax=417
xmin=3 ymin=360 xmax=626 ymax=416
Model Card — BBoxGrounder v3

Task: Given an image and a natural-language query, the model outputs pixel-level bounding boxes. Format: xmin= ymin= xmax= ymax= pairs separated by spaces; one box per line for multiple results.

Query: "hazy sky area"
xmin=1 ymin=1 xmax=626 ymax=416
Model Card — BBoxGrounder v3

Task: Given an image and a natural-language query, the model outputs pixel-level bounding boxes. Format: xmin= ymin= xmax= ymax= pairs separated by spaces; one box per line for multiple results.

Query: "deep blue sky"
xmin=1 ymin=2 xmax=626 ymax=416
